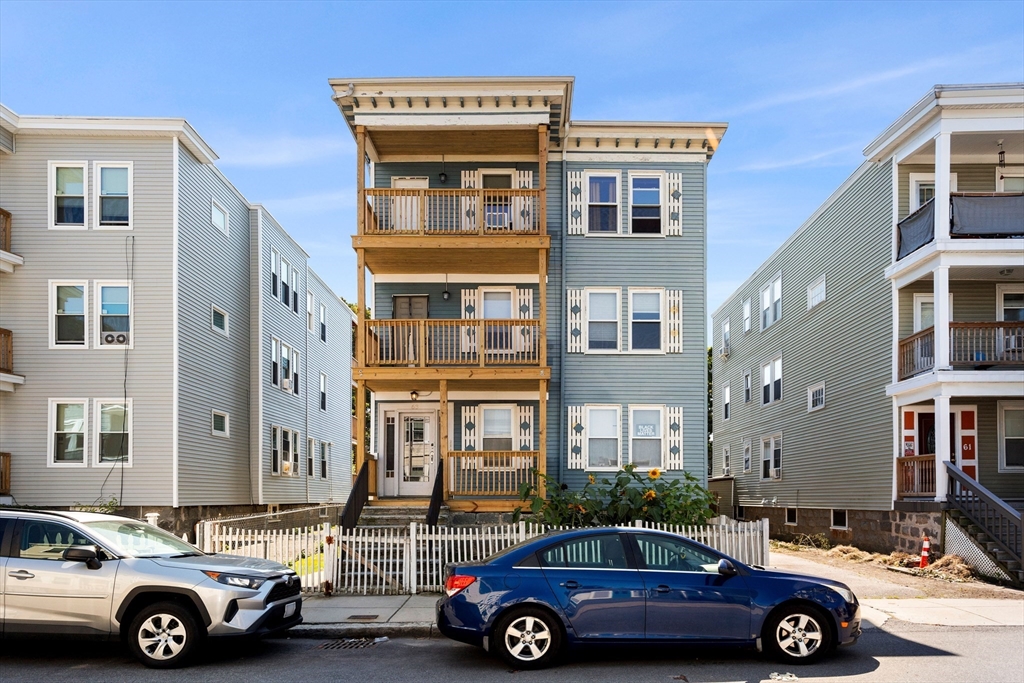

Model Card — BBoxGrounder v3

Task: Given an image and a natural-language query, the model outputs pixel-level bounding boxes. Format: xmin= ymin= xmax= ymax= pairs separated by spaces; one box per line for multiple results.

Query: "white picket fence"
xmin=198 ymin=518 xmax=769 ymax=596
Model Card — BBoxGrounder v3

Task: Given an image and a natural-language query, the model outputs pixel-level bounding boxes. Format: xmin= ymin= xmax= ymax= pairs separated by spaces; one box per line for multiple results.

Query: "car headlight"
xmin=202 ymin=571 xmax=266 ymax=589
xmin=831 ymin=586 xmax=856 ymax=604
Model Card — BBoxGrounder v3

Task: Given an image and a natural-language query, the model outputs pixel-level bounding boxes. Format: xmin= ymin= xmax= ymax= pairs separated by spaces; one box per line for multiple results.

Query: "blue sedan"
xmin=436 ymin=527 xmax=860 ymax=669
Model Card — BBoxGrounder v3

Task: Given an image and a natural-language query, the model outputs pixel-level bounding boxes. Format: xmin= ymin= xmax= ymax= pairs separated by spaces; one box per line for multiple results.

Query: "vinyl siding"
xmin=176 ymin=145 xmax=252 ymax=506
xmin=0 ymin=135 xmax=175 ymax=505
xmin=898 ymin=280 xmax=1002 ymax=338
xmin=373 ymin=282 xmax=539 ymax=319
xmin=898 ymin=164 xmax=997 ymax=220
xmin=0 ymin=128 xmax=14 ymax=155
xmin=711 ymin=161 xmax=895 ymax=511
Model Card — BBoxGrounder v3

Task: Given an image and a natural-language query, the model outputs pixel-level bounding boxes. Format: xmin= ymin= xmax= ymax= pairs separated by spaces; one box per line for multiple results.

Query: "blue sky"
xmin=2 ymin=1 xmax=1022 ymax=335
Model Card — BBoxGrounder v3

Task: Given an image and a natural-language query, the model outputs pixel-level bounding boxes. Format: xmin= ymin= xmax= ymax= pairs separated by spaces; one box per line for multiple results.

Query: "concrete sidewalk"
xmin=292 ymin=594 xmax=440 ymax=639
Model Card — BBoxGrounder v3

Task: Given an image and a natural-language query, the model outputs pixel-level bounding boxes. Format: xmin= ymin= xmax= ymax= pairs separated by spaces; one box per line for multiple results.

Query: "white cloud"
xmin=262 ymin=188 xmax=356 ymax=215
xmin=213 ymin=132 xmax=353 ymax=168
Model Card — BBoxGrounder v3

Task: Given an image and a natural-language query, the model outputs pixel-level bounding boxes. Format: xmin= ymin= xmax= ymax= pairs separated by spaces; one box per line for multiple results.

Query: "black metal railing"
xmin=340 ymin=461 xmax=370 ymax=530
xmin=946 ymin=462 xmax=1022 ymax=565
xmin=426 ymin=456 xmax=445 ymax=527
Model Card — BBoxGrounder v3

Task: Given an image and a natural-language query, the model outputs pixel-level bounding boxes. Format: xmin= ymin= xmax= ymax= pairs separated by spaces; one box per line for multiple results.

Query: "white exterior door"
xmin=390 ymin=176 xmax=428 ymax=232
xmin=399 ymin=412 xmax=436 ymax=497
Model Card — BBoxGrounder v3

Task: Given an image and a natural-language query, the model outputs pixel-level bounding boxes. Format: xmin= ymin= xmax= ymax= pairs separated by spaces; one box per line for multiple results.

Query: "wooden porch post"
xmin=356 ymin=126 xmax=366 ymax=235
xmin=537 ymin=125 xmax=549 ymax=370
xmin=439 ymin=380 xmax=449 ymax=501
xmin=538 ymin=379 xmax=547 ymax=500
xmin=538 ymin=124 xmax=548 ymax=234
xmin=356 ymin=249 xmax=365 ymax=366
xmin=539 ymin=249 xmax=547 ymax=367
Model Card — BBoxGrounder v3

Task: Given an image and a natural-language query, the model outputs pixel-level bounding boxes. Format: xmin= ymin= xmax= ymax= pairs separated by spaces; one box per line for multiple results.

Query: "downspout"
xmin=305 ymin=265 xmax=310 ymax=504
xmin=557 ymin=147 xmax=567 ymax=485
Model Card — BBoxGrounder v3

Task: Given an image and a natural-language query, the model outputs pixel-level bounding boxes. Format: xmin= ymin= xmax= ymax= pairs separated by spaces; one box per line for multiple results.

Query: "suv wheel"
xmin=128 ymin=601 xmax=201 ymax=668
xmin=763 ymin=605 xmax=832 ymax=664
xmin=493 ymin=607 xmax=563 ymax=670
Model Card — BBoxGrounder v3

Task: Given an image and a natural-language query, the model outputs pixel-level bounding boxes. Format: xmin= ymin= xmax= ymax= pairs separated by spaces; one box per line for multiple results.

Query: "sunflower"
xmin=648 ymin=468 xmax=662 ymax=480
xmin=588 ymin=474 xmax=596 ymax=485
xmin=643 ymin=489 xmax=657 ymax=502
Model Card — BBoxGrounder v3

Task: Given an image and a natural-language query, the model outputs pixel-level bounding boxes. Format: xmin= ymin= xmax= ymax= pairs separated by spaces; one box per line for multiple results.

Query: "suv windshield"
xmin=84 ymin=519 xmax=202 ymax=557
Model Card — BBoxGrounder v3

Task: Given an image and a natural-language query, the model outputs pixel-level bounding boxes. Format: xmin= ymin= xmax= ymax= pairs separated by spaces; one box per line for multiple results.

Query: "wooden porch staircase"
xmin=356 ymin=499 xmax=450 ymax=528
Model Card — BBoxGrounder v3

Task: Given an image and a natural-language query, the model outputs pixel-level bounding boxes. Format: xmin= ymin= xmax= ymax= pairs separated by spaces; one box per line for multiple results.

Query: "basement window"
xmin=831 ymin=509 xmax=848 ymax=530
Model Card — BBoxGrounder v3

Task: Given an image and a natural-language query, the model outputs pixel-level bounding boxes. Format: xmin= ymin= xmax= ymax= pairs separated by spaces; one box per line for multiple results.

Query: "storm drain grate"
xmin=347 ymin=614 xmax=379 ymax=621
xmin=316 ymin=638 xmax=379 ymax=650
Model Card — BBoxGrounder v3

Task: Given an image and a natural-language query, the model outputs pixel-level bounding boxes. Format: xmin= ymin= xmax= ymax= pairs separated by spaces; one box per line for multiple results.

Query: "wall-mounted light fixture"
xmin=442 ymin=273 xmax=450 ymax=300
xmin=439 ymin=154 xmax=447 ymax=184
xmin=410 ymin=390 xmax=419 ymax=401
xmin=998 ymin=139 xmax=1006 ymax=168
xmin=999 ymin=268 xmax=1015 ymax=277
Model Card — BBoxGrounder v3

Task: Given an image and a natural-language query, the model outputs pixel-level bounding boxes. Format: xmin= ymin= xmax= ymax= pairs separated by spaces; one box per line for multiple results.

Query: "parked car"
xmin=0 ymin=509 xmax=303 ymax=668
xmin=437 ymin=527 xmax=860 ymax=669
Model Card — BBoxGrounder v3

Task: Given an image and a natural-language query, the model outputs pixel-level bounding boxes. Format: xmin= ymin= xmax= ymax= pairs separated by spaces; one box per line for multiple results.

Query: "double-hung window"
xmin=50 ymin=399 xmax=87 ymax=466
xmin=95 ymin=163 xmax=132 ymax=229
xmin=273 ymin=427 xmax=299 ymax=476
xmin=629 ymin=289 xmax=663 ymax=351
xmin=722 ymin=445 xmax=731 ymax=476
xmin=51 ymin=281 xmax=87 ymax=348
xmin=629 ymin=406 xmax=663 ymax=469
xmin=307 ymin=437 xmax=315 ymax=478
xmin=762 ymin=357 xmax=782 ymax=404
xmin=50 ymin=162 xmax=87 ymax=229
xmin=320 ymin=373 xmax=327 ymax=411
xmin=761 ymin=434 xmax=782 ymax=480
xmin=721 ymin=319 xmax=731 ymax=355
xmin=998 ymin=401 xmax=1024 ymax=472
xmin=723 ymin=384 xmax=731 ymax=420
xmin=280 ymin=258 xmax=291 ymax=307
xmin=742 ymin=299 xmax=751 ymax=333
xmin=279 ymin=344 xmax=298 ymax=395
xmin=271 ymin=249 xmax=279 ymax=297
xmin=95 ymin=282 xmax=132 ymax=348
xmin=586 ymin=173 xmax=619 ymax=234
xmin=586 ymin=288 xmax=620 ymax=351
xmin=271 ymin=426 xmax=280 ymax=474
xmin=291 ymin=270 xmax=299 ymax=313
xmin=586 ymin=405 xmax=621 ymax=470
xmin=211 ymin=200 xmax=228 ymax=234
xmin=95 ymin=400 xmax=131 ymax=466
xmin=629 ymin=173 xmax=662 ymax=234
xmin=482 ymin=406 xmax=514 ymax=451
xmin=320 ymin=304 xmax=327 ymax=342
xmin=271 ymin=338 xmax=281 ymax=386
xmin=807 ymin=274 xmax=826 ymax=310
xmin=307 ymin=291 xmax=315 ymax=331
xmin=742 ymin=439 xmax=752 ymax=472
xmin=320 ymin=442 xmax=329 ymax=479
xmin=761 ymin=273 xmax=782 ymax=329
xmin=743 ymin=371 xmax=752 ymax=403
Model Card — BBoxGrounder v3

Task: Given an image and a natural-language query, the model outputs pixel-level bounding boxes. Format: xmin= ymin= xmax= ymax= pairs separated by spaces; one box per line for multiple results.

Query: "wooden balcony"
xmin=0 ymin=452 xmax=9 ymax=495
xmin=447 ymin=451 xmax=539 ymax=498
xmin=0 ymin=328 xmax=13 ymax=374
xmin=362 ymin=188 xmax=541 ymax=236
xmin=0 ymin=208 xmax=23 ymax=273
xmin=898 ymin=322 xmax=1024 ymax=380
xmin=364 ymin=319 xmax=541 ymax=368
xmin=897 ymin=454 xmax=936 ymax=499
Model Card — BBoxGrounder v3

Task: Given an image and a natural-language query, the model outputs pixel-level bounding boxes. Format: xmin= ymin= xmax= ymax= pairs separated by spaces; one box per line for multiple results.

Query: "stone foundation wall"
xmin=445 ymin=511 xmax=519 ymax=527
xmin=889 ymin=510 xmax=943 ymax=554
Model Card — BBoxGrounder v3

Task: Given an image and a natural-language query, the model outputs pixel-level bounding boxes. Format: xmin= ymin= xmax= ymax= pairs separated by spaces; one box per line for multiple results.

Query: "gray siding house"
xmin=332 ymin=77 xmax=724 ymax=516
xmin=710 ymin=84 xmax=1023 ymax=579
xmin=0 ymin=105 xmax=352 ymax=531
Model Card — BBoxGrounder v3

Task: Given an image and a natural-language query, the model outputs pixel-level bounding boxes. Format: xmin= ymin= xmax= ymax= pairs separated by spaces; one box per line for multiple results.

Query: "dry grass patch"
xmin=926 ymin=554 xmax=976 ymax=582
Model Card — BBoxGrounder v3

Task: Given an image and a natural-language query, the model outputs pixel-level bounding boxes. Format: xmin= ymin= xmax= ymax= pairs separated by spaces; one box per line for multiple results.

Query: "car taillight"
xmin=445 ymin=575 xmax=476 ymax=597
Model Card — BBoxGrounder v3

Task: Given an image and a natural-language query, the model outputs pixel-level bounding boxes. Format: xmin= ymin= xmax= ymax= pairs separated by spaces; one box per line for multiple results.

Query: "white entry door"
xmin=399 ymin=412 xmax=436 ymax=496
xmin=390 ymin=176 xmax=429 ymax=232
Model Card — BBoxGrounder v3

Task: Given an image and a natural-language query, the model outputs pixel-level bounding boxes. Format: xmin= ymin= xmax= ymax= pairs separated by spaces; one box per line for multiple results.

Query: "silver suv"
xmin=0 ymin=509 xmax=303 ymax=668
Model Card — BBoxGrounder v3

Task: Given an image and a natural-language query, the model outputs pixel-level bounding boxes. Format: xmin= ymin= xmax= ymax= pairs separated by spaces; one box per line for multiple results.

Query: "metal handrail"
xmin=340 ymin=461 xmax=370 ymax=530
xmin=945 ymin=462 xmax=1022 ymax=565
xmin=425 ymin=456 xmax=445 ymax=527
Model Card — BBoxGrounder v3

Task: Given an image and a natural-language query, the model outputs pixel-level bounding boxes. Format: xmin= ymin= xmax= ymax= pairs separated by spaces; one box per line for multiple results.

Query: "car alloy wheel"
xmin=138 ymin=613 xmax=188 ymax=660
xmin=775 ymin=613 xmax=824 ymax=658
xmin=128 ymin=601 xmax=200 ymax=669
xmin=504 ymin=614 xmax=552 ymax=662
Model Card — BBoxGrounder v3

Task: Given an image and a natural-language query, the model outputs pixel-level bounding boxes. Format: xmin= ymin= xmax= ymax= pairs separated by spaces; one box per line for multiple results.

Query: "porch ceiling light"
xmin=1000 ymin=269 xmax=1014 ymax=276
xmin=410 ymin=390 xmax=419 ymax=401
xmin=998 ymin=139 xmax=1005 ymax=168
xmin=439 ymin=155 xmax=447 ymax=184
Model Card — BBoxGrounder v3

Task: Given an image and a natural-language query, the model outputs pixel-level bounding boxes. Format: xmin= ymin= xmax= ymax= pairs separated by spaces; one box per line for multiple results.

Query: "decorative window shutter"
xmin=515 ymin=288 xmax=534 ymax=354
xmin=666 ymin=406 xmax=683 ymax=470
xmin=462 ymin=405 xmax=479 ymax=469
xmin=567 ymin=171 xmax=584 ymax=235
xmin=568 ymin=406 xmax=585 ymax=470
xmin=667 ymin=289 xmax=683 ymax=353
xmin=666 ymin=172 xmax=683 ymax=236
xmin=461 ymin=288 xmax=478 ymax=354
xmin=461 ymin=170 xmax=478 ymax=232
xmin=567 ymin=288 xmax=583 ymax=353
xmin=516 ymin=405 xmax=534 ymax=470
xmin=513 ymin=170 xmax=534 ymax=231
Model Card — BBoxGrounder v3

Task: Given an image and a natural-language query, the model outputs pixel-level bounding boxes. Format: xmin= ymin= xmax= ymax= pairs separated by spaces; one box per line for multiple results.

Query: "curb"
xmin=285 ymin=622 xmax=437 ymax=639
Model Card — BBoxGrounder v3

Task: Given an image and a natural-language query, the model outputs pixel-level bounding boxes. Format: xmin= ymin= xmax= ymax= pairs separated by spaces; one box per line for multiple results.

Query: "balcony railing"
xmin=896 ymin=454 xmax=936 ymax=499
xmin=364 ymin=319 xmax=541 ymax=367
xmin=362 ymin=188 xmax=541 ymax=235
xmin=446 ymin=451 xmax=539 ymax=497
xmin=0 ymin=328 xmax=12 ymax=375
xmin=0 ymin=208 xmax=11 ymax=254
xmin=898 ymin=322 xmax=1024 ymax=380
xmin=0 ymin=452 xmax=10 ymax=495
xmin=896 ymin=193 xmax=1024 ymax=260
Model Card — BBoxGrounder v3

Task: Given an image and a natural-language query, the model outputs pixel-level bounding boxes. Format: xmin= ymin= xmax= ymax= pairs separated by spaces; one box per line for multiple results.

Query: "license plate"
xmin=284 ymin=601 xmax=297 ymax=618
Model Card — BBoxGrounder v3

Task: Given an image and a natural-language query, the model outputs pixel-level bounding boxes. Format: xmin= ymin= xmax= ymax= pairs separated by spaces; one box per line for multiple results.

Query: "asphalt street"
xmin=1 ymin=621 xmax=1022 ymax=683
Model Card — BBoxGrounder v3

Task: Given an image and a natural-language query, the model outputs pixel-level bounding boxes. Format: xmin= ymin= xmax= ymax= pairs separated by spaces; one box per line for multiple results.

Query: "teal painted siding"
xmin=374 ymin=282 xmax=539 ymax=320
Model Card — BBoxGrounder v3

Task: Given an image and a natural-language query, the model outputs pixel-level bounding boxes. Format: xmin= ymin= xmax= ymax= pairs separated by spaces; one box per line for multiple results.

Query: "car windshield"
xmin=84 ymin=520 xmax=202 ymax=558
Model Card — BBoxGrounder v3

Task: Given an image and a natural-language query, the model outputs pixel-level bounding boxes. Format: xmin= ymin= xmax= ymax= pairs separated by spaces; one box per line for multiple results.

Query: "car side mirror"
xmin=64 ymin=545 xmax=102 ymax=570
xmin=718 ymin=558 xmax=737 ymax=577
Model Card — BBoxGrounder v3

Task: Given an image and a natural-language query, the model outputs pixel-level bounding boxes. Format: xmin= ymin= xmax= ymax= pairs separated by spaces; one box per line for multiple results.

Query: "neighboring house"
xmin=331 ymin=77 xmax=724 ymax=518
xmin=0 ymin=105 xmax=352 ymax=531
xmin=710 ymin=84 xmax=1023 ymax=582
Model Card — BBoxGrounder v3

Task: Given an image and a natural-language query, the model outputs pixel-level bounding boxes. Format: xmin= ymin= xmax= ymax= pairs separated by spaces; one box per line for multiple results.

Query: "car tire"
xmin=127 ymin=601 xmax=202 ymax=669
xmin=493 ymin=606 xmax=563 ymax=670
xmin=763 ymin=604 xmax=833 ymax=664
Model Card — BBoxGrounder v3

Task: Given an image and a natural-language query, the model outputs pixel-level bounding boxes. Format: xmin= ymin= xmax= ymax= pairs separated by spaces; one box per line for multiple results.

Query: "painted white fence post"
xmin=762 ymin=517 xmax=770 ymax=566
xmin=410 ymin=522 xmax=418 ymax=595
xmin=634 ymin=519 xmax=643 ymax=528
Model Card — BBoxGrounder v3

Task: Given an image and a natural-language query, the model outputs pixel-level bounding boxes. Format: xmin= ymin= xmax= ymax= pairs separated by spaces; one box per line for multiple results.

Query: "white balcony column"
xmin=934 ymin=265 xmax=951 ymax=370
xmin=933 ymin=394 xmax=951 ymax=503
xmin=934 ymin=132 xmax=952 ymax=242
xmin=891 ymin=280 xmax=899 ymax=384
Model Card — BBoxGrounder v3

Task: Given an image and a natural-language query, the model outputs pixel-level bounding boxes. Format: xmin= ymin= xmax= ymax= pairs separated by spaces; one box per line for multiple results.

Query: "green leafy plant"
xmin=514 ymin=464 xmax=715 ymax=527
xmin=72 ymin=496 xmax=120 ymax=514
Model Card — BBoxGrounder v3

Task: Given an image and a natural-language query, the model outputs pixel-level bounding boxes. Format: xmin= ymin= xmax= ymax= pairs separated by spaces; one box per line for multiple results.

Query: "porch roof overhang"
xmin=886 ymin=370 xmax=1024 ymax=405
xmin=355 ymin=371 xmax=549 ymax=394
xmin=886 ymin=238 xmax=1024 ymax=287
xmin=352 ymin=234 xmax=550 ymax=274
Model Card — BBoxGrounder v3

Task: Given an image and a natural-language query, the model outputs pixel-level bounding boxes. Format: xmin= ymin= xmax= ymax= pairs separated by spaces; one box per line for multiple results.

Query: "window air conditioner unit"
xmin=771 ymin=468 xmax=782 ymax=480
xmin=103 ymin=332 xmax=130 ymax=345
xmin=281 ymin=377 xmax=291 ymax=391
xmin=282 ymin=460 xmax=292 ymax=474
xmin=719 ymin=344 xmax=730 ymax=359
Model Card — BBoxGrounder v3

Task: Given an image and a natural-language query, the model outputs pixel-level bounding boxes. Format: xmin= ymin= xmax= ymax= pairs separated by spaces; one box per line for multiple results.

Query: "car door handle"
xmin=9 ymin=570 xmax=35 ymax=580
xmin=560 ymin=580 xmax=579 ymax=589
xmin=656 ymin=584 xmax=672 ymax=593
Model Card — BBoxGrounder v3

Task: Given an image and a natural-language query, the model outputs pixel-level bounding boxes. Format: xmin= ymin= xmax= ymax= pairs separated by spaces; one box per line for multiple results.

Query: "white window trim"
xmin=93 ymin=280 xmax=134 ymax=350
xmin=212 ymin=410 xmax=230 ymax=438
xmin=481 ymin=404 xmax=516 ymax=454
xmin=628 ymin=404 xmax=666 ymax=471
xmin=909 ymin=172 xmax=957 ymax=211
xmin=996 ymin=167 xmax=1024 ymax=192
xmin=93 ymin=398 xmax=133 ymax=468
xmin=274 ymin=426 xmax=300 ymax=477
xmin=478 ymin=285 xmax=518 ymax=320
xmin=307 ymin=437 xmax=315 ymax=478
xmin=48 ymin=398 xmax=89 ymax=468
xmin=762 ymin=355 xmax=782 ymax=405
xmin=583 ymin=287 xmax=622 ymax=354
xmin=807 ymin=381 xmax=826 ymax=413
xmin=93 ymin=161 xmax=134 ymax=230
xmin=583 ymin=170 xmax=621 ymax=236
xmin=585 ymin=404 xmax=622 ymax=472
xmin=831 ymin=509 xmax=849 ymax=530
xmin=271 ymin=248 xmax=280 ymax=297
xmin=807 ymin=274 xmax=826 ymax=310
xmin=722 ymin=383 xmax=731 ymax=421
xmin=760 ymin=271 xmax=782 ymax=330
xmin=626 ymin=170 xmax=667 ymax=237
xmin=997 ymin=400 xmax=1024 ymax=473
xmin=271 ymin=426 xmax=280 ymax=475
xmin=320 ymin=441 xmax=330 ymax=480
xmin=912 ymin=292 xmax=954 ymax=332
xmin=271 ymin=337 xmax=281 ymax=387
xmin=742 ymin=299 xmax=751 ymax=333
xmin=211 ymin=304 xmax=229 ymax=337
xmin=48 ymin=161 xmax=88 ymax=230
xmin=319 ymin=303 xmax=327 ymax=342
xmin=722 ymin=444 xmax=731 ymax=476
xmin=49 ymin=280 xmax=89 ymax=350
xmin=742 ymin=438 xmax=752 ymax=473
xmin=785 ymin=508 xmax=798 ymax=526
xmin=743 ymin=370 xmax=752 ymax=403
xmin=760 ymin=433 xmax=782 ymax=481
xmin=627 ymin=287 xmax=666 ymax=354
xmin=307 ymin=291 xmax=315 ymax=332
xmin=996 ymin=283 xmax=1024 ymax=321
xmin=320 ymin=372 xmax=327 ymax=411
xmin=721 ymin=317 xmax=731 ymax=356
xmin=211 ymin=199 xmax=229 ymax=235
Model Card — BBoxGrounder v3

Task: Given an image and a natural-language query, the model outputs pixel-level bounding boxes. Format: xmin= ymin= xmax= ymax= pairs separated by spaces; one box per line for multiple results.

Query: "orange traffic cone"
xmin=919 ymin=535 xmax=930 ymax=568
